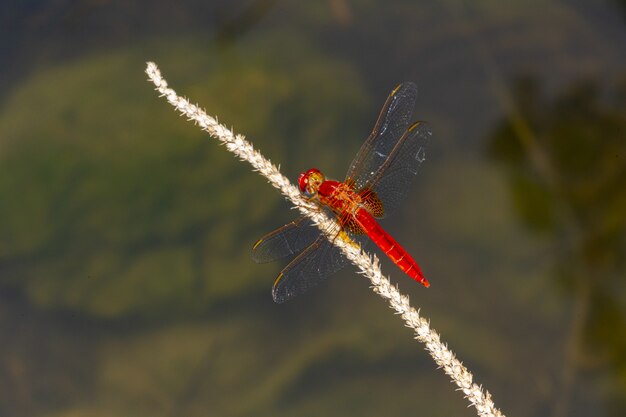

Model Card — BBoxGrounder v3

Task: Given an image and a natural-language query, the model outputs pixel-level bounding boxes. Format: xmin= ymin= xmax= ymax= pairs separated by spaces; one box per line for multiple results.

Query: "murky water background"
xmin=1 ymin=1 xmax=625 ymax=416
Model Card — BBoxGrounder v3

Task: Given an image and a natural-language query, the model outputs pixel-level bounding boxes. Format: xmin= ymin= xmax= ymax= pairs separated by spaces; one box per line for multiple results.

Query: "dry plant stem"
xmin=145 ymin=61 xmax=505 ymax=417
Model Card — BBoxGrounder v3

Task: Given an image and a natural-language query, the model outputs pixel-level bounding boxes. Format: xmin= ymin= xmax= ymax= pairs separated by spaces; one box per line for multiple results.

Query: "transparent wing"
xmin=366 ymin=121 xmax=432 ymax=217
xmin=345 ymin=82 xmax=418 ymax=195
xmin=271 ymin=235 xmax=347 ymax=303
xmin=253 ymin=213 xmax=369 ymax=303
xmin=271 ymin=231 xmax=369 ymax=303
xmin=252 ymin=217 xmax=320 ymax=263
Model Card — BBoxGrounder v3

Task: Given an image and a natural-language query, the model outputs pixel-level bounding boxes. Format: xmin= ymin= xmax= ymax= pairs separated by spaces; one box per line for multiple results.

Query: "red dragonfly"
xmin=253 ymin=82 xmax=432 ymax=303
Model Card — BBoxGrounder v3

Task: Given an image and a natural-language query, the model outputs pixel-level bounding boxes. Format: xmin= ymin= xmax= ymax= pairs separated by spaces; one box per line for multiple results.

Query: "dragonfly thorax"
xmin=299 ymin=168 xmax=364 ymax=215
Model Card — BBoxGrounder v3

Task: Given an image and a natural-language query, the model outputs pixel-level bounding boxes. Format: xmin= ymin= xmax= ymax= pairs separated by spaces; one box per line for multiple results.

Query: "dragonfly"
xmin=253 ymin=82 xmax=432 ymax=303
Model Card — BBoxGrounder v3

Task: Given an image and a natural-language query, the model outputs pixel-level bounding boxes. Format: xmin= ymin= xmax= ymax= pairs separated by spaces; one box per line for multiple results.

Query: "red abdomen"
xmin=354 ymin=208 xmax=429 ymax=287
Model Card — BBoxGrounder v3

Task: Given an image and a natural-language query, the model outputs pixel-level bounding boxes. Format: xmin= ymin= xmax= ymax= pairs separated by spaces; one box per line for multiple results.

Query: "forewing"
xmin=367 ymin=121 xmax=432 ymax=217
xmin=345 ymin=82 xmax=418 ymax=193
xmin=252 ymin=217 xmax=320 ymax=263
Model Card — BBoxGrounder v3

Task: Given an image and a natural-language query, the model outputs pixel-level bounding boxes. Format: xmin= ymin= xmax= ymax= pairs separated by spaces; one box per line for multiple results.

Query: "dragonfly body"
xmin=353 ymin=207 xmax=427 ymax=286
xmin=311 ymin=175 xmax=428 ymax=287
xmin=253 ymin=82 xmax=432 ymax=303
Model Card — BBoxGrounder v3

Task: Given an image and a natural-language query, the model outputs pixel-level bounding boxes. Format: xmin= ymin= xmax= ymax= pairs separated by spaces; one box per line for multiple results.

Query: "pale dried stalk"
xmin=145 ymin=61 xmax=505 ymax=417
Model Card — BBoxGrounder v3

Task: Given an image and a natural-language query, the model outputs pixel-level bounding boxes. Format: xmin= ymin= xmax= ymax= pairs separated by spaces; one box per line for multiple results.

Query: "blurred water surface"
xmin=0 ymin=1 xmax=625 ymax=416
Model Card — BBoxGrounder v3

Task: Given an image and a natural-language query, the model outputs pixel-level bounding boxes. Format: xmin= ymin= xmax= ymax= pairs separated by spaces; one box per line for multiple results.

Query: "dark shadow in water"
xmin=487 ymin=75 xmax=626 ymax=417
xmin=215 ymin=0 xmax=277 ymax=45
xmin=613 ymin=0 xmax=626 ymax=20
xmin=0 ymin=0 xmax=273 ymax=97
xmin=0 ymin=287 xmax=99 ymax=417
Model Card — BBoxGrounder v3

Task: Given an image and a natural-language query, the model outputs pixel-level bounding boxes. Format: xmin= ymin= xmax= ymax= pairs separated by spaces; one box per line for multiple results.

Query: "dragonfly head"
xmin=298 ymin=168 xmax=325 ymax=197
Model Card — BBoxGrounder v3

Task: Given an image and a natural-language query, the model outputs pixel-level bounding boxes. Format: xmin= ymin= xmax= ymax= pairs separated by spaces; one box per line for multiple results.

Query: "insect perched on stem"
xmin=253 ymin=82 xmax=432 ymax=303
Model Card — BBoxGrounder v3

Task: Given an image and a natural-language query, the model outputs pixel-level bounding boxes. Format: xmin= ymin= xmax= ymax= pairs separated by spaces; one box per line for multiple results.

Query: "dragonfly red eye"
xmin=298 ymin=168 xmax=322 ymax=193
xmin=298 ymin=171 xmax=309 ymax=192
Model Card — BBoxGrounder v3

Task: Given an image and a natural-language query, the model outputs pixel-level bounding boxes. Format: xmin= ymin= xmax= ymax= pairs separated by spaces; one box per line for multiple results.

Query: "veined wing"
xmin=272 ymin=229 xmax=368 ymax=303
xmin=365 ymin=121 xmax=432 ymax=217
xmin=253 ymin=215 xmax=368 ymax=303
xmin=271 ymin=235 xmax=347 ymax=303
xmin=252 ymin=217 xmax=320 ymax=263
xmin=345 ymin=82 xmax=418 ymax=201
